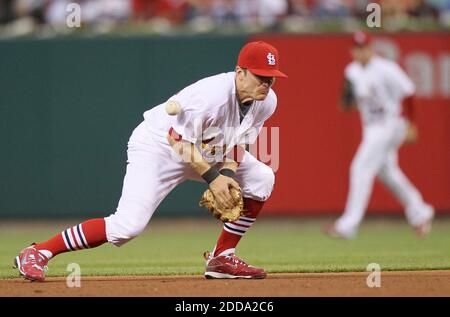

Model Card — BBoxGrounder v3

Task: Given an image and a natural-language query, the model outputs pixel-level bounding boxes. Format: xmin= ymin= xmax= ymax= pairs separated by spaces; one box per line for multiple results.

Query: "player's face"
xmin=242 ymin=69 xmax=275 ymax=101
xmin=351 ymin=45 xmax=373 ymax=65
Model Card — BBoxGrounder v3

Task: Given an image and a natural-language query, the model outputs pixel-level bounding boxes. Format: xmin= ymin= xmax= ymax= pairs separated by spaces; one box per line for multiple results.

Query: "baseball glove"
xmin=199 ymin=187 xmax=244 ymax=222
xmin=340 ymin=78 xmax=356 ymax=111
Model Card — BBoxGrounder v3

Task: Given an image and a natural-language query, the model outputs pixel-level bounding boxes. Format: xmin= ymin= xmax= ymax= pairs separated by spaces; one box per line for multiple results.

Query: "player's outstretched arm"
xmin=340 ymin=78 xmax=357 ymax=111
xmin=167 ymin=133 xmax=240 ymax=208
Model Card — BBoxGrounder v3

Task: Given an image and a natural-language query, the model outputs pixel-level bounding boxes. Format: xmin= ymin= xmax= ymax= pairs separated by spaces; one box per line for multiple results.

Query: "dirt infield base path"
xmin=1 ymin=271 xmax=449 ymax=296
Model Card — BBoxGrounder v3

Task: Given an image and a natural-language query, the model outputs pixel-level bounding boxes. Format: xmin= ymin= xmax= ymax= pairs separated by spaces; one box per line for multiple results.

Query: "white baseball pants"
xmin=336 ymin=117 xmax=434 ymax=237
xmin=105 ymin=122 xmax=275 ymax=246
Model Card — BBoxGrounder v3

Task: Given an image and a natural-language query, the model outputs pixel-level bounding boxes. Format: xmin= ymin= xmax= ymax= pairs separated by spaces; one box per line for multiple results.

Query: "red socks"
xmin=213 ymin=198 xmax=265 ymax=257
xmin=35 ymin=218 xmax=107 ymax=259
xmin=34 ymin=200 xmax=265 ymax=260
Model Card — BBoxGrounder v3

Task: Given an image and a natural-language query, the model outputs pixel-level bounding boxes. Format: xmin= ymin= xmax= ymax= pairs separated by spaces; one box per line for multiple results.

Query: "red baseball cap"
xmin=352 ymin=31 xmax=373 ymax=47
xmin=237 ymin=41 xmax=288 ymax=78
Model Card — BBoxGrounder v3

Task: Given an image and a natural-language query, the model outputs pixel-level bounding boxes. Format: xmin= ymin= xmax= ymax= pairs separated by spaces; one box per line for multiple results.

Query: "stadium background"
xmin=1 ymin=0 xmax=450 ymax=297
xmin=1 ymin=33 xmax=448 ymax=218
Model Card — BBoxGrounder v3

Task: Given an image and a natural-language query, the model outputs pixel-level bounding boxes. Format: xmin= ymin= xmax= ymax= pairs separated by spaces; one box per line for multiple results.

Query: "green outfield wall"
xmin=0 ymin=35 xmax=247 ymax=218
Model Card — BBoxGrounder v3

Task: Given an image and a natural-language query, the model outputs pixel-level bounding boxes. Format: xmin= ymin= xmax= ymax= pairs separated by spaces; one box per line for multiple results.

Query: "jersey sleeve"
xmin=388 ymin=62 xmax=415 ymax=98
xmin=169 ymin=93 xmax=210 ymax=144
xmin=345 ymin=63 xmax=370 ymax=100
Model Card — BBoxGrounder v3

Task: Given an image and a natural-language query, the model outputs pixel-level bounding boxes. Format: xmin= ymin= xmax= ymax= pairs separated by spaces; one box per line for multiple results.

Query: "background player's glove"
xmin=199 ymin=187 xmax=244 ymax=222
xmin=340 ymin=78 xmax=356 ymax=111
xmin=404 ymin=121 xmax=418 ymax=145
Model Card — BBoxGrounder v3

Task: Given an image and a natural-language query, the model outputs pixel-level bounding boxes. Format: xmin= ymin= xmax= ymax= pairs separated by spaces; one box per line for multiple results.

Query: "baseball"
xmin=165 ymin=101 xmax=181 ymax=116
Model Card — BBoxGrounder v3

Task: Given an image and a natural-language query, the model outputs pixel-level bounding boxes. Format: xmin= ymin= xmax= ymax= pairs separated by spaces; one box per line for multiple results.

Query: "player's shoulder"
xmin=196 ymin=72 xmax=234 ymax=86
xmin=266 ymin=89 xmax=277 ymax=111
xmin=257 ymin=89 xmax=277 ymax=109
xmin=372 ymin=55 xmax=399 ymax=70
xmin=344 ymin=61 xmax=360 ymax=78
xmin=373 ymin=56 xmax=409 ymax=81
xmin=265 ymin=89 xmax=277 ymax=105
xmin=255 ymin=89 xmax=277 ymax=119
xmin=171 ymin=72 xmax=234 ymax=112
xmin=192 ymin=72 xmax=235 ymax=106
xmin=194 ymin=72 xmax=234 ymax=93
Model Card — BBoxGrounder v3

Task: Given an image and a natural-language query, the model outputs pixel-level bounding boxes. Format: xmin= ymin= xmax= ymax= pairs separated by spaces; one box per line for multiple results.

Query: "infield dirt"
xmin=1 ymin=270 xmax=449 ymax=297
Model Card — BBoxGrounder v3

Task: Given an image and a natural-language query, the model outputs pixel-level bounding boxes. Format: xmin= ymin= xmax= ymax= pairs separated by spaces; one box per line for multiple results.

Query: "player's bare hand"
xmin=209 ymin=175 xmax=241 ymax=209
xmin=404 ymin=122 xmax=418 ymax=145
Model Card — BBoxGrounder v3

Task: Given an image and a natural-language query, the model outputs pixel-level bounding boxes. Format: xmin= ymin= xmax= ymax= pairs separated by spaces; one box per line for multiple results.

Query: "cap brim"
xmin=249 ymin=68 xmax=288 ymax=78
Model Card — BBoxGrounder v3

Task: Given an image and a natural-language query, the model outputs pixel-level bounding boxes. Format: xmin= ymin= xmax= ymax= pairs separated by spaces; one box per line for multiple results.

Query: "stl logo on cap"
xmin=237 ymin=41 xmax=287 ymax=78
xmin=267 ymin=53 xmax=276 ymax=66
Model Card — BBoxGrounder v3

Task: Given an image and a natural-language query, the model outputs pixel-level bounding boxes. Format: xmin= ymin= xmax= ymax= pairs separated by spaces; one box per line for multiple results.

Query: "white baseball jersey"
xmin=344 ymin=55 xmax=415 ymax=125
xmin=143 ymin=72 xmax=277 ymax=162
xmin=104 ymin=72 xmax=278 ymax=246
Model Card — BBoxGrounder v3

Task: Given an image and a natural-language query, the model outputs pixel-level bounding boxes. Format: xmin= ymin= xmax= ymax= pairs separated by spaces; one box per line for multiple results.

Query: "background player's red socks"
xmin=213 ymin=198 xmax=265 ymax=257
xmin=34 ymin=218 xmax=107 ymax=259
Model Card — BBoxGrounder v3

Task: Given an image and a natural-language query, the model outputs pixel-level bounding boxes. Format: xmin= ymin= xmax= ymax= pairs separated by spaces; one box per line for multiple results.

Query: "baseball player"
xmin=326 ymin=31 xmax=434 ymax=239
xmin=13 ymin=41 xmax=287 ymax=281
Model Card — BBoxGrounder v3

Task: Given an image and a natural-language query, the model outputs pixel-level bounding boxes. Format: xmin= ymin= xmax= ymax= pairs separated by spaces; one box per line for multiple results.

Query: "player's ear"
xmin=235 ymin=66 xmax=246 ymax=80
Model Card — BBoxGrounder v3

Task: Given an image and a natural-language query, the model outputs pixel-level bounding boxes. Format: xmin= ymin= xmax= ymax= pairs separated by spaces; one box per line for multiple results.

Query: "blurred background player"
xmin=326 ymin=31 xmax=435 ymax=239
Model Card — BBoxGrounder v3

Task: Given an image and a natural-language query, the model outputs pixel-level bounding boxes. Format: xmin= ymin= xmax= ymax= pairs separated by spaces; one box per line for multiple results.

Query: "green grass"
xmin=1 ymin=217 xmax=449 ymax=279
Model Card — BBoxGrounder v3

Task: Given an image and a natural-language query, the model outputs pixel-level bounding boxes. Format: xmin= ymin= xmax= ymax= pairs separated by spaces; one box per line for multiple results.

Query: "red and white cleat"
xmin=323 ymin=223 xmax=355 ymax=240
xmin=415 ymin=219 xmax=432 ymax=238
xmin=204 ymin=251 xmax=267 ymax=279
xmin=13 ymin=245 xmax=49 ymax=282
xmin=414 ymin=205 xmax=434 ymax=238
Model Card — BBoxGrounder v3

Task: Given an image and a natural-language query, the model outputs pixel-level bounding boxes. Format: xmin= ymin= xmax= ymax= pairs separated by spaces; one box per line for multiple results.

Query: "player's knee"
xmin=378 ymin=167 xmax=390 ymax=182
xmin=350 ymin=161 xmax=364 ymax=177
xmin=262 ymin=166 xmax=275 ymax=192
xmin=251 ymin=164 xmax=275 ymax=201
xmin=350 ymin=161 xmax=376 ymax=181
xmin=120 ymin=222 xmax=147 ymax=239
xmin=378 ymin=166 xmax=398 ymax=187
xmin=105 ymin=215 xmax=147 ymax=246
